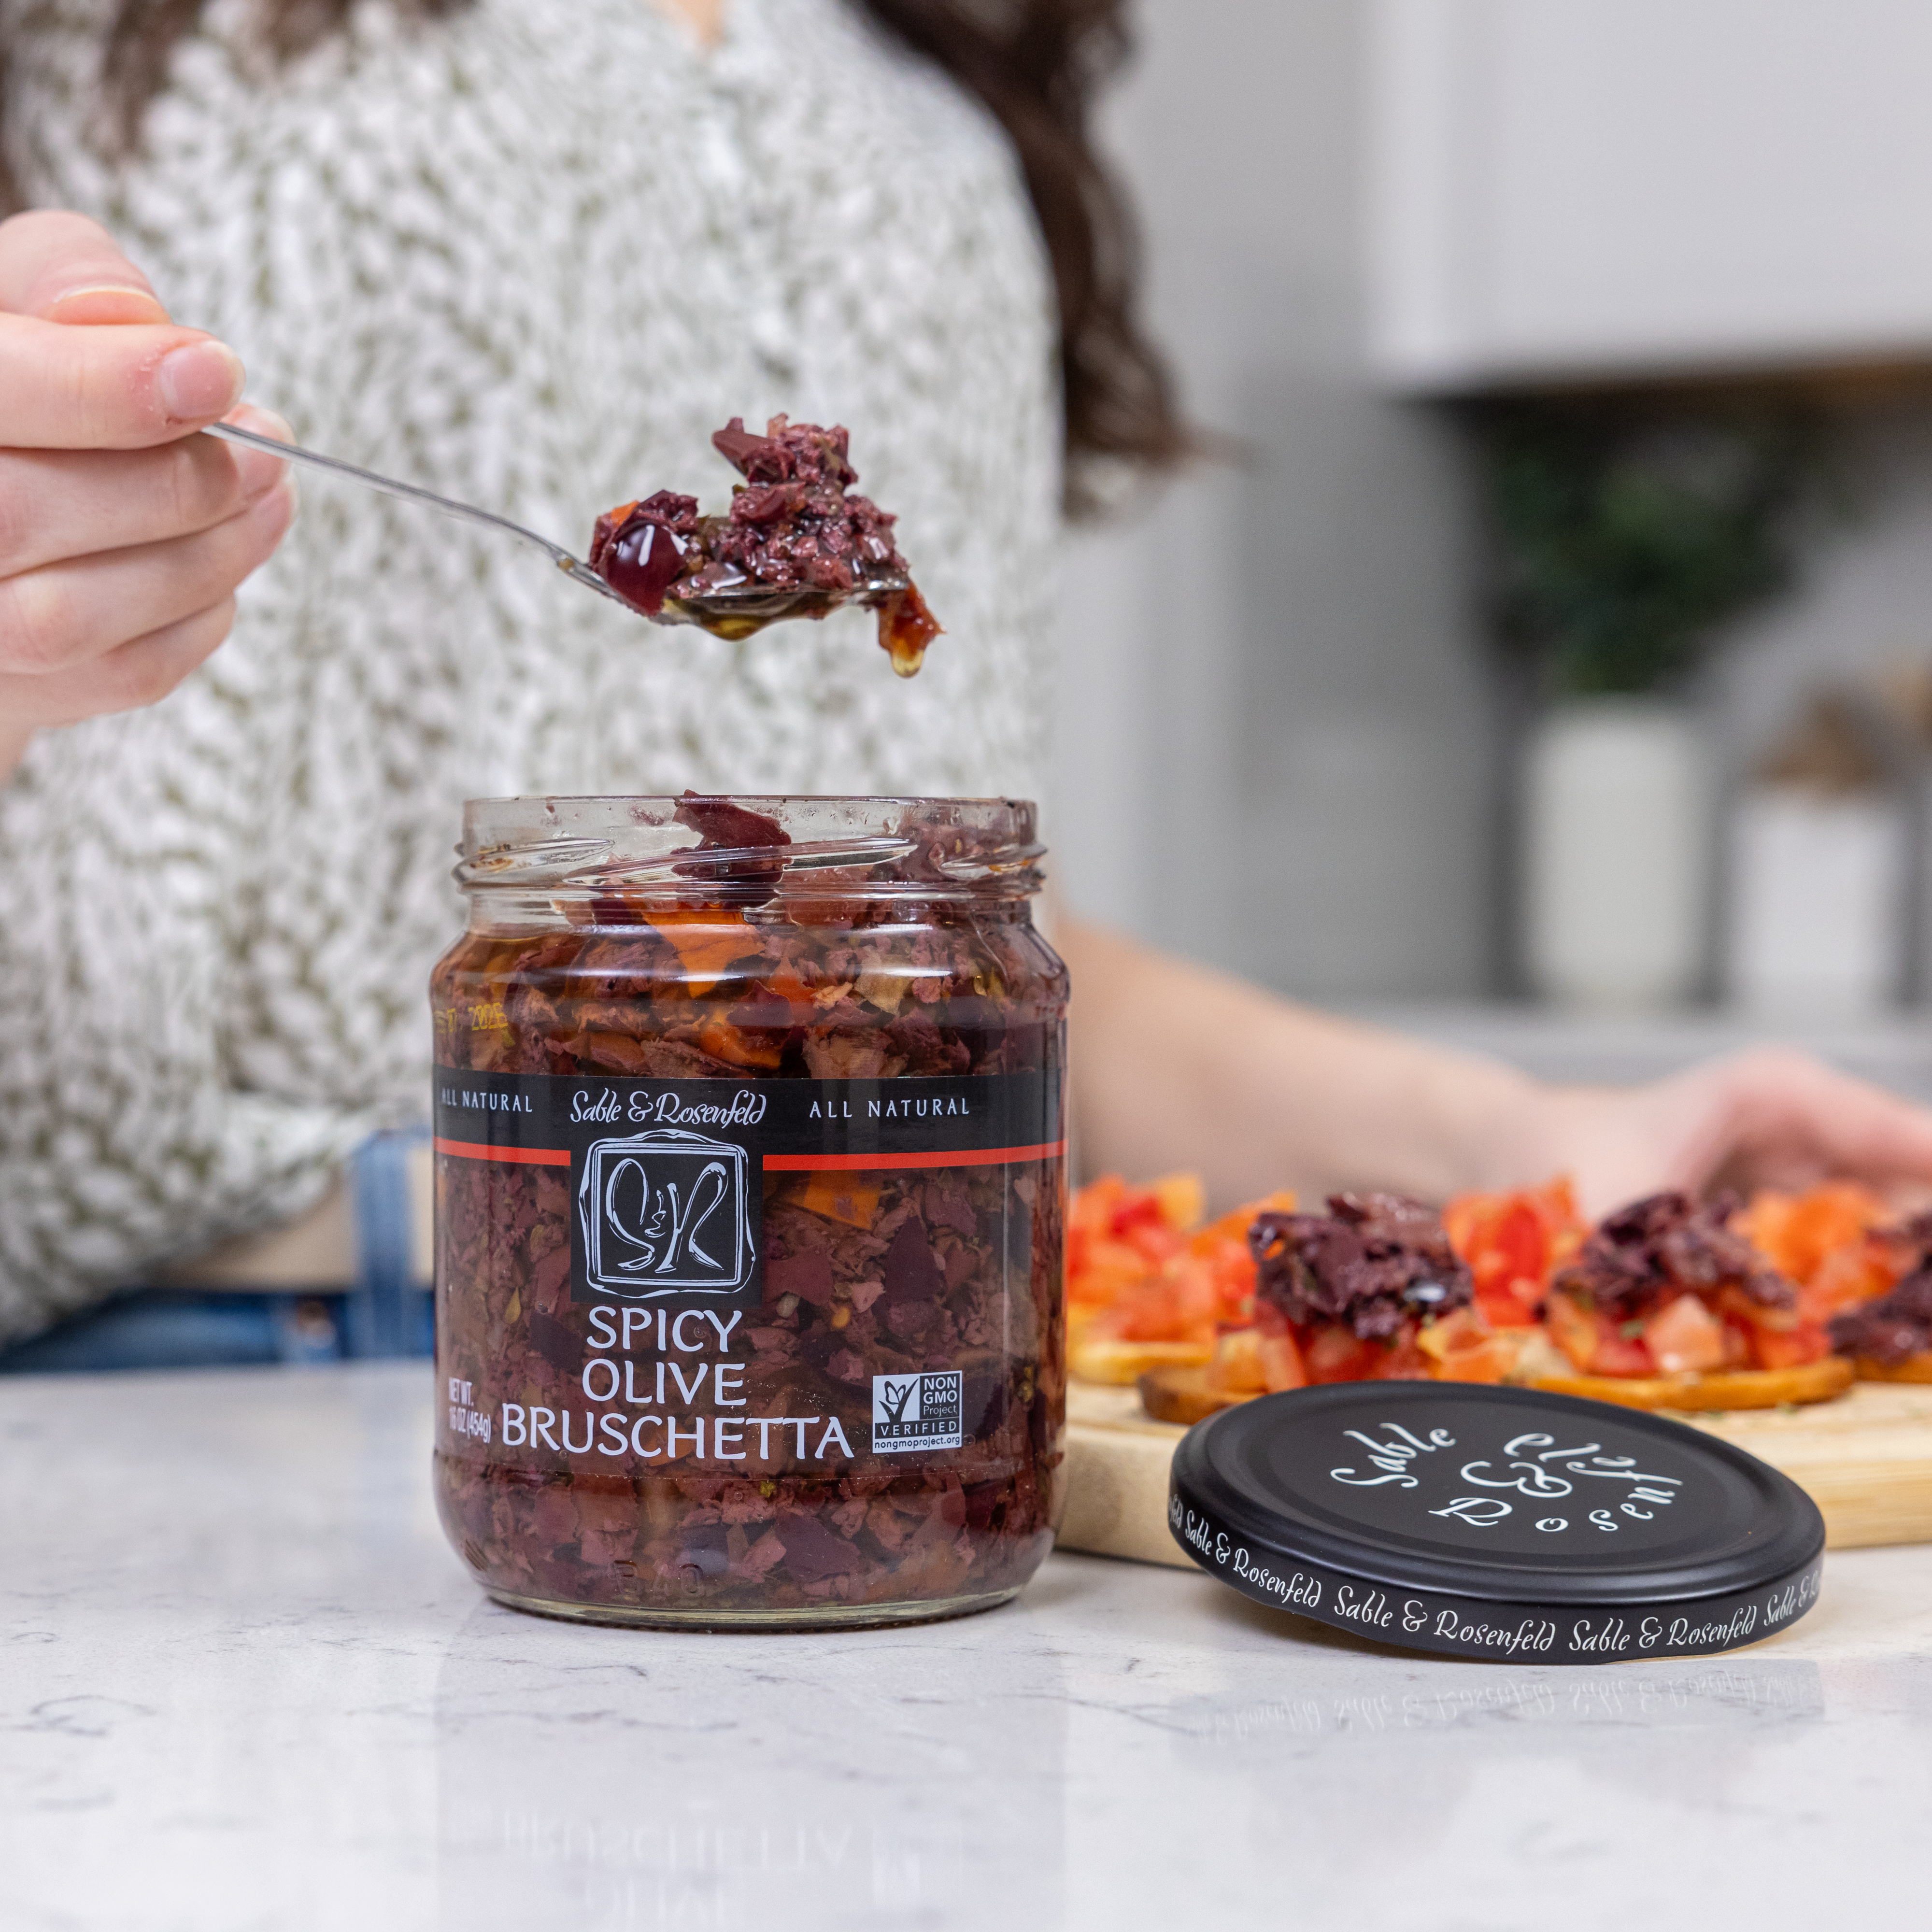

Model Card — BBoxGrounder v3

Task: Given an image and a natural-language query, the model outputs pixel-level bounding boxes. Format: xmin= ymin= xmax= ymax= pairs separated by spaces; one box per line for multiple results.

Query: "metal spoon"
xmin=204 ymin=419 xmax=630 ymax=609
xmin=202 ymin=420 xmax=910 ymax=636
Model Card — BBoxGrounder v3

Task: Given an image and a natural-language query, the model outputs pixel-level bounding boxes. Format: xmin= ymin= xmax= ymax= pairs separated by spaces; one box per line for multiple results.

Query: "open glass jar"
xmin=430 ymin=796 xmax=1068 ymax=1629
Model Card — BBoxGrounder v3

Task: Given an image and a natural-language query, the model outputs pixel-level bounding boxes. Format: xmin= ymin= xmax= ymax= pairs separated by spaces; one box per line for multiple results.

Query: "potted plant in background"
xmin=1727 ymin=688 xmax=1906 ymax=1018
xmin=1479 ymin=401 xmax=1822 ymax=1007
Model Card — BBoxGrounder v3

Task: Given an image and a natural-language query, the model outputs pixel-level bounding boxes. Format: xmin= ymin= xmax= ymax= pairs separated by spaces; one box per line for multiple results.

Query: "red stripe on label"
xmin=433 ymin=1137 xmax=572 ymax=1167
xmin=763 ymin=1140 xmax=1065 ymax=1173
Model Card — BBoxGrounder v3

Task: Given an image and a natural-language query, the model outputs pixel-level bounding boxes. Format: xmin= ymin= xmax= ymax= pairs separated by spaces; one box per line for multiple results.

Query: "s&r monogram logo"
xmin=577 ymin=1130 xmax=755 ymax=1296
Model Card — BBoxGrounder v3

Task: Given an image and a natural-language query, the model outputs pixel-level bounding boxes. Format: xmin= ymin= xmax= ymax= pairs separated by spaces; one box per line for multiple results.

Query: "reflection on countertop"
xmin=4 ymin=1363 xmax=1932 ymax=1932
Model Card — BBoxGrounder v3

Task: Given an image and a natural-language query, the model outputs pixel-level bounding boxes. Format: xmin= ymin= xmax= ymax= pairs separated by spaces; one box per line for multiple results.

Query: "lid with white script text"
xmin=1168 ymin=1383 xmax=1823 ymax=1664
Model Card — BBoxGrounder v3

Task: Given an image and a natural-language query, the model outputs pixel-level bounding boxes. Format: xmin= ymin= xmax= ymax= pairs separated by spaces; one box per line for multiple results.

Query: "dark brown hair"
xmin=93 ymin=0 xmax=1186 ymax=513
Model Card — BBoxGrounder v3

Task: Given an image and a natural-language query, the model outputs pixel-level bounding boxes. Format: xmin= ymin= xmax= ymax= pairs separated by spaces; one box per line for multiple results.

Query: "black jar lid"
xmin=1168 ymin=1382 xmax=1824 ymax=1663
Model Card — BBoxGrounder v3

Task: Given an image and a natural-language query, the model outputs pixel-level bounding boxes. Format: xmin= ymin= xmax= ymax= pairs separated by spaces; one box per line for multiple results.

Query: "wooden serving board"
xmin=1059 ymin=1378 xmax=1932 ymax=1567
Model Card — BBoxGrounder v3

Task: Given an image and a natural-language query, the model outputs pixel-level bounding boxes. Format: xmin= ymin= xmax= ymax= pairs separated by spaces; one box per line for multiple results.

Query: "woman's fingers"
xmin=0 ymin=212 xmax=279 ymax=763
xmin=0 ymin=212 xmax=241 ymax=447
xmin=0 ymin=210 xmax=170 ymax=323
xmin=0 ymin=405 xmax=291 ymax=577
xmin=0 ymin=477 xmax=295 ymax=682
xmin=0 ymin=596 xmax=241 ymax=734
xmin=0 ymin=313 xmax=246 ymax=449
xmin=1546 ymin=1045 xmax=1932 ymax=1218
xmin=1680 ymin=1048 xmax=1932 ymax=1193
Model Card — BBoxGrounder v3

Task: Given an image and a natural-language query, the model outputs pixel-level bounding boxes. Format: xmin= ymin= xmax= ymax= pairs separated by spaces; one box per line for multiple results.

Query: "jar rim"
xmin=455 ymin=794 xmax=1044 ymax=901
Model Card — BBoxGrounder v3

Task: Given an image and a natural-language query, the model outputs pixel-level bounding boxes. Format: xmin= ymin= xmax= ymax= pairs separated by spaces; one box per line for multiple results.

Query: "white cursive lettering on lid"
xmin=1329 ymin=1422 xmax=1457 ymax=1488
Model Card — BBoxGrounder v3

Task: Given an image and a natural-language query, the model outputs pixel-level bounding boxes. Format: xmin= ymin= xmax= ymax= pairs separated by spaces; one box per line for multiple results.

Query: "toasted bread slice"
xmin=1853 ymin=1354 xmax=1932 ymax=1384
xmin=1523 ymin=1356 xmax=1853 ymax=1411
xmin=1070 ymin=1335 xmax=1213 ymax=1387
xmin=1137 ymin=1363 xmax=1245 ymax=1426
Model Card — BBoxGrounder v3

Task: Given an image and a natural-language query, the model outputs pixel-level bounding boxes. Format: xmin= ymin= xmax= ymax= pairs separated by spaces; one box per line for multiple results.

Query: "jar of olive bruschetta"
xmin=430 ymin=794 xmax=1068 ymax=1629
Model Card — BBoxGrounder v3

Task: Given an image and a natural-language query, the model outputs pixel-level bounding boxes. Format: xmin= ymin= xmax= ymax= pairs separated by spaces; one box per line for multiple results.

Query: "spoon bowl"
xmin=204 ymin=418 xmax=906 ymax=634
xmin=658 ymin=572 xmax=912 ymax=640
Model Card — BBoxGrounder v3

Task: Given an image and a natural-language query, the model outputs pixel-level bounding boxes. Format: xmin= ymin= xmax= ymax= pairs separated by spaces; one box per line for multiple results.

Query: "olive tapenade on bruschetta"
xmin=1138 ymin=1192 xmax=1516 ymax=1424
xmin=1828 ymin=1214 xmax=1932 ymax=1382
xmin=1522 ymin=1191 xmax=1851 ymax=1410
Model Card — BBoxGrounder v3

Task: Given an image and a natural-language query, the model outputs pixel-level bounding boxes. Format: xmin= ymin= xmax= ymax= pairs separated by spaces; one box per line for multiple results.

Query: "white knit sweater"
xmin=0 ymin=0 xmax=1061 ymax=1337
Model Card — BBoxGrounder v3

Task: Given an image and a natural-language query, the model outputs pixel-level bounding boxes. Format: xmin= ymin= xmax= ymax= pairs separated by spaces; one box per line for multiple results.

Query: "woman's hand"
xmin=1532 ymin=1049 xmax=1932 ymax=1217
xmin=1062 ymin=921 xmax=1932 ymax=1216
xmin=0 ymin=211 xmax=295 ymax=781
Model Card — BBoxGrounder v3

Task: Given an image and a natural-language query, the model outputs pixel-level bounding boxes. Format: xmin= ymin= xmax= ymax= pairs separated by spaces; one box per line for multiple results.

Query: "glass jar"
xmin=429 ymin=795 xmax=1068 ymax=1629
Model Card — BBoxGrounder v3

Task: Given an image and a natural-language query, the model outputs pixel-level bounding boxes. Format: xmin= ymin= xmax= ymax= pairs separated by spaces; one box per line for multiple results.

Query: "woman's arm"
xmin=1061 ymin=920 xmax=1932 ymax=1215
xmin=0 ymin=211 xmax=295 ymax=783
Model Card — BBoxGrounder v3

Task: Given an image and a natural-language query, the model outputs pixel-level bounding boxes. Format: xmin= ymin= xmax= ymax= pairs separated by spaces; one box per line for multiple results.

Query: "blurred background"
xmin=1051 ymin=0 xmax=1932 ymax=1097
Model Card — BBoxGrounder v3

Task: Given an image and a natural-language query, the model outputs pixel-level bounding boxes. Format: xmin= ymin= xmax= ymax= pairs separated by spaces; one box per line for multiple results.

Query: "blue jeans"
xmin=0 ymin=1130 xmax=433 ymax=1374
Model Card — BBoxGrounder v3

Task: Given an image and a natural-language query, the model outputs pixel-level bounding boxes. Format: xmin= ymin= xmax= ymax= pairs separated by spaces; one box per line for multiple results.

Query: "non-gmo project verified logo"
xmin=872 ymin=1371 xmax=964 ymax=1454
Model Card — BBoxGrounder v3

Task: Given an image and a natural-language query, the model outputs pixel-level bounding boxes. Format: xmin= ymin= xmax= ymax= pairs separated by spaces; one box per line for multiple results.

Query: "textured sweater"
xmin=0 ymin=0 xmax=1060 ymax=1337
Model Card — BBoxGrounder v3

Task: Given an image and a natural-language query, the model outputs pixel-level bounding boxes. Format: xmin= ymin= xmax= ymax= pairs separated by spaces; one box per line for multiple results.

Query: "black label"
xmin=433 ymin=1067 xmax=1061 ymax=1309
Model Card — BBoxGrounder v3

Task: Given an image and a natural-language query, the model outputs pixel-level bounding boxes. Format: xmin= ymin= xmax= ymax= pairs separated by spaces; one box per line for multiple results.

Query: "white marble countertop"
xmin=6 ymin=1364 xmax=1932 ymax=1932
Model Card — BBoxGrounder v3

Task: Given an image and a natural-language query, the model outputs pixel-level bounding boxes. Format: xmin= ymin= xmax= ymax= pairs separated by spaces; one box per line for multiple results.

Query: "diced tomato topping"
xmin=1718 ymin=1318 xmax=1755 ymax=1369
xmin=1069 ymin=1174 xmax=1196 ymax=1313
xmin=1415 ymin=1307 xmax=1516 ymax=1384
xmin=1416 ymin=1307 xmax=1486 ymax=1356
xmin=1490 ymin=1201 xmax=1548 ymax=1292
xmin=1070 ymin=1177 xmax=1291 ymax=1348
xmin=1370 ymin=1330 xmax=1432 ymax=1380
xmin=1208 ymin=1326 xmax=1269 ymax=1394
xmin=1545 ymin=1288 xmax=1658 ymax=1376
xmin=1800 ymin=1241 xmax=1901 ymax=1324
xmin=1431 ymin=1334 xmax=1518 ymax=1383
xmin=1212 ymin=1305 xmax=1514 ymax=1391
xmin=1109 ymin=1193 xmax=1166 ymax=1234
xmin=1304 ymin=1324 xmax=1374 ymax=1384
xmin=1149 ymin=1172 xmax=1208 ymax=1234
xmin=1589 ymin=1326 xmax=1657 ymax=1378
xmin=1738 ymin=1182 xmax=1903 ymax=1324
xmin=1543 ymin=1291 xmax=1601 ymax=1371
xmin=1067 ymin=1235 xmax=1159 ymax=1310
xmin=1091 ymin=1264 xmax=1217 ymax=1343
xmin=1739 ymin=1181 xmax=1888 ymax=1284
xmin=1258 ymin=1329 xmax=1307 ymax=1392
xmin=1750 ymin=1321 xmax=1832 ymax=1370
xmin=1128 ymin=1222 xmax=1189 ymax=1266
xmin=1644 ymin=1293 xmax=1727 ymax=1374
xmin=1444 ymin=1176 xmax=1586 ymax=1328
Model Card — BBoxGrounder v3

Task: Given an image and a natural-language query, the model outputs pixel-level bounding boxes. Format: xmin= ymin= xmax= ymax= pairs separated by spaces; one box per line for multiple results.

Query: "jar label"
xmin=434 ymin=1064 xmax=1064 ymax=1496
xmin=434 ymin=1067 xmax=1062 ymax=1311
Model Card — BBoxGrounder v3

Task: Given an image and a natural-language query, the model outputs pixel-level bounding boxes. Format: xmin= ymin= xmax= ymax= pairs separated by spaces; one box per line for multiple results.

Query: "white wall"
xmin=1371 ymin=0 xmax=1932 ymax=388
xmin=1049 ymin=0 xmax=1500 ymax=999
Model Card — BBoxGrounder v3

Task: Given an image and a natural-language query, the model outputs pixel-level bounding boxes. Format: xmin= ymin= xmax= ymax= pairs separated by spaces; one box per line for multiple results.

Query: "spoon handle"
xmin=202 ymin=420 xmax=628 ymax=605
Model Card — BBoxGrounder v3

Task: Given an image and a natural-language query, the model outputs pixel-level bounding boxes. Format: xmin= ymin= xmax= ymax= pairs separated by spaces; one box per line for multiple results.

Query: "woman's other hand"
xmin=1062 ymin=921 xmax=1932 ymax=1218
xmin=1534 ymin=1048 xmax=1932 ymax=1218
xmin=0 ymin=211 xmax=295 ymax=781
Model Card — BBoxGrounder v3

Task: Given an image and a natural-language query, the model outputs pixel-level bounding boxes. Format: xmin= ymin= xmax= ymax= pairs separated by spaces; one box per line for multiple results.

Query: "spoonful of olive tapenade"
xmin=202 ymin=412 xmax=943 ymax=676
xmin=587 ymin=415 xmax=941 ymax=675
